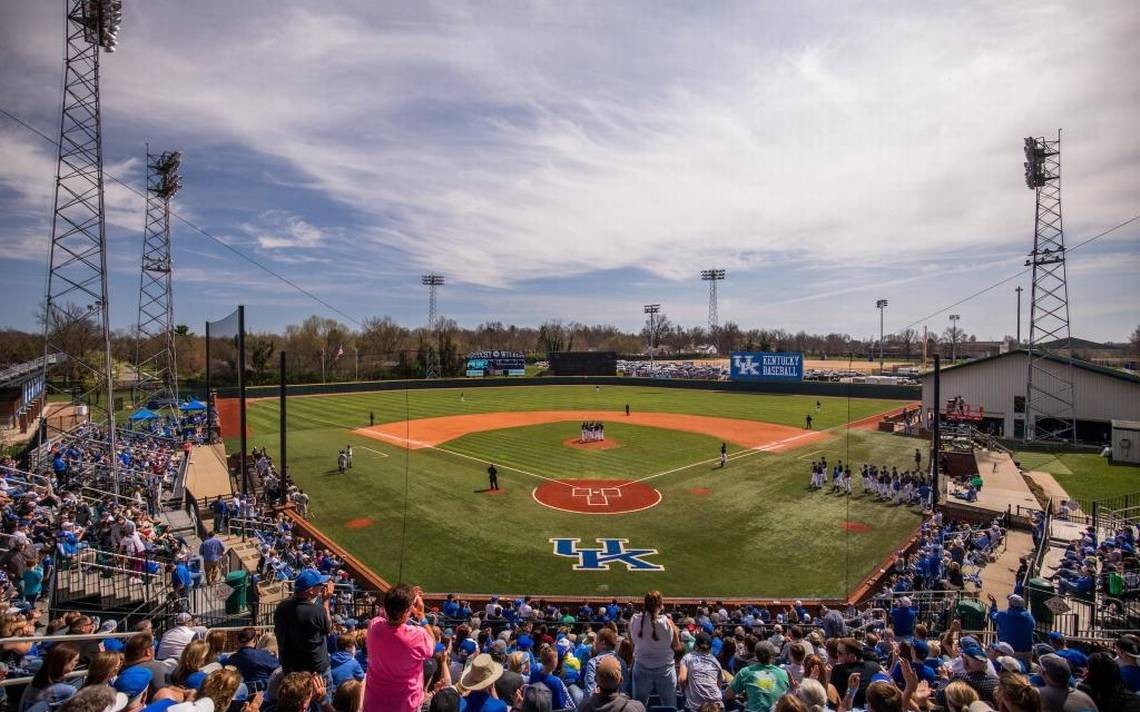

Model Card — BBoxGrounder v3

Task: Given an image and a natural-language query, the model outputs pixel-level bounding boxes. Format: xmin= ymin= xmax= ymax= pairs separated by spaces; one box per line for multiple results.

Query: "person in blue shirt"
xmin=442 ymin=594 xmax=460 ymax=619
xmin=228 ymin=628 xmax=281 ymax=689
xmin=988 ymin=593 xmax=1035 ymax=653
xmin=329 ymin=635 xmax=364 ymax=687
xmin=890 ymin=597 xmax=918 ymax=638
xmin=1116 ymin=634 xmax=1140 ymax=693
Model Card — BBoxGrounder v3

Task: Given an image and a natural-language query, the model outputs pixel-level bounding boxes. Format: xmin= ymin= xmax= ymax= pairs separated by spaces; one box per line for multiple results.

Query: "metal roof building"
xmin=920 ymin=349 xmax=1140 ymax=442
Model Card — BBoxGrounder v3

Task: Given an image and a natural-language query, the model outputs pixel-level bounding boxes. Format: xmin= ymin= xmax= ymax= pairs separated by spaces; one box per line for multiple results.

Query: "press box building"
xmin=920 ymin=349 xmax=1140 ymax=443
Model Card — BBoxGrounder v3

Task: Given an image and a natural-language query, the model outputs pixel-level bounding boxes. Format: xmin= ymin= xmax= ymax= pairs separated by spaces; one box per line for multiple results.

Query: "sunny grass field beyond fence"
xmin=242 ymin=385 xmax=923 ymax=598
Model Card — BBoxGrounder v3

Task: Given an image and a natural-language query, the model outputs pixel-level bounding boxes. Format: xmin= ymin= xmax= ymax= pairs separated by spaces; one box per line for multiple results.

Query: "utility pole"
xmin=949 ymin=314 xmax=961 ymax=362
xmin=876 ymin=299 xmax=888 ymax=374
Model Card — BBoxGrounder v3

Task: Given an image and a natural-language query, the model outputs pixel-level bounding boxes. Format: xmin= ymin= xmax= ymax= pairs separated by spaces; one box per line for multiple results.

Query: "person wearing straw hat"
xmin=455 ymin=653 xmax=506 ymax=712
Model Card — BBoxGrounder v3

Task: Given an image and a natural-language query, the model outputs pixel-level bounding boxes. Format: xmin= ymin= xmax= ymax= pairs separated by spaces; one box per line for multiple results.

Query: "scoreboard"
xmin=465 ymin=351 xmax=526 ymax=377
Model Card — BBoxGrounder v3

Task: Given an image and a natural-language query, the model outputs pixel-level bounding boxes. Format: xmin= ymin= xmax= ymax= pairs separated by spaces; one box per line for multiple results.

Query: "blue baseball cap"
xmin=294 ymin=568 xmax=330 ymax=591
xmin=115 ymin=666 xmax=153 ymax=697
xmin=960 ymin=642 xmax=988 ymax=661
xmin=517 ymin=634 xmax=533 ymax=650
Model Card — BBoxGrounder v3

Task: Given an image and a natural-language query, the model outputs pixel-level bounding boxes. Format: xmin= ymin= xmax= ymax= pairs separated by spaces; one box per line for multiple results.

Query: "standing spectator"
xmin=728 ymin=641 xmax=789 ymax=712
xmin=577 ymin=656 xmax=645 ymax=712
xmin=363 ymin=584 xmax=435 ymax=712
xmin=679 ymin=632 xmax=724 ymax=711
xmin=274 ymin=569 xmax=333 ymax=683
xmin=987 ymin=594 xmax=1035 ymax=653
xmin=199 ymin=531 xmax=226 ymax=586
xmin=628 ymin=590 xmax=680 ymax=708
xmin=890 ymin=597 xmax=918 ymax=639
xmin=828 ymin=638 xmax=880 ymax=709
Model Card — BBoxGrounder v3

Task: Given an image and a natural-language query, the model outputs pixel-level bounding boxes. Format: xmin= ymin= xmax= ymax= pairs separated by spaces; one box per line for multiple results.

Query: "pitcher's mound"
xmin=842 ymin=521 xmax=872 ymax=533
xmin=562 ymin=437 xmax=621 ymax=451
xmin=532 ymin=479 xmax=661 ymax=515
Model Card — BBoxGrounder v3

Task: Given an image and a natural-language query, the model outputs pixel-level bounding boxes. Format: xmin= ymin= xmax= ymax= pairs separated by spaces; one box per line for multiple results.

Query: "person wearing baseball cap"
xmin=1116 ymin=634 xmax=1140 ymax=692
xmin=728 ymin=640 xmax=789 ymax=712
xmin=1037 ymin=653 xmax=1097 ymax=711
xmin=274 ymin=569 xmax=333 ymax=679
xmin=986 ymin=592 xmax=1035 ymax=653
xmin=937 ymin=639 xmax=998 ymax=708
xmin=679 ymin=632 xmax=723 ymax=711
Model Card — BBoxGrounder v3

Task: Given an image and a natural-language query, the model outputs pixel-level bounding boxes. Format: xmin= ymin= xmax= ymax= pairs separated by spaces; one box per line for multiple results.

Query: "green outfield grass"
xmin=243 ymin=385 xmax=922 ymax=598
xmin=1014 ymin=450 xmax=1140 ymax=505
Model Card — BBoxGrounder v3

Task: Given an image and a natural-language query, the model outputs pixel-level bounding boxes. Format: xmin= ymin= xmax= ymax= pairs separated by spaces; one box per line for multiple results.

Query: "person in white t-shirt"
xmin=629 ymin=590 xmax=681 ymax=708
xmin=679 ymin=632 xmax=724 ymax=711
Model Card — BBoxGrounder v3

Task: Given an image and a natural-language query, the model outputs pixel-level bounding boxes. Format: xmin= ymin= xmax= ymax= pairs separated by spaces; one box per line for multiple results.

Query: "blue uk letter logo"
xmin=550 ymin=538 xmax=664 ymax=571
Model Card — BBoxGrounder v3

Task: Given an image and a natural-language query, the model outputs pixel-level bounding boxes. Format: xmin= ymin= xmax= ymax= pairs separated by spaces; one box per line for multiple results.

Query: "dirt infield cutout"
xmin=562 ymin=437 xmax=622 ymax=451
xmin=345 ymin=517 xmax=375 ymax=530
xmin=532 ymin=479 xmax=662 ymax=515
xmin=842 ymin=521 xmax=873 ymax=533
xmin=355 ymin=410 xmax=827 ymax=451
xmin=688 ymin=487 xmax=712 ymax=496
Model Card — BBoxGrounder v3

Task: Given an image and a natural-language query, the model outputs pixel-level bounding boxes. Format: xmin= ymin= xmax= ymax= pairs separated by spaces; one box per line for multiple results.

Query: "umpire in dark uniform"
xmin=487 ymin=463 xmax=499 ymax=490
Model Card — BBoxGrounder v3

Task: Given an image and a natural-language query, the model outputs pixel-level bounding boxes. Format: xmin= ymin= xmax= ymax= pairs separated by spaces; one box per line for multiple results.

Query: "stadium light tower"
xmin=699 ymin=269 xmax=726 ymax=349
xmin=644 ymin=304 xmax=661 ymax=368
xmin=134 ymin=149 xmax=182 ymax=409
xmin=421 ymin=274 xmax=445 ymax=378
xmin=948 ymin=314 xmax=960 ymax=362
xmin=876 ymin=299 xmax=888 ymax=374
xmin=1023 ymin=131 xmax=1075 ymax=442
xmin=39 ymin=0 xmax=123 ymax=485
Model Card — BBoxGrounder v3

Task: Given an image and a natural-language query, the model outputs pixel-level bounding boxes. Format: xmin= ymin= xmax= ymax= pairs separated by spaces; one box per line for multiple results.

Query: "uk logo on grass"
xmin=550 ymin=538 xmax=664 ymax=572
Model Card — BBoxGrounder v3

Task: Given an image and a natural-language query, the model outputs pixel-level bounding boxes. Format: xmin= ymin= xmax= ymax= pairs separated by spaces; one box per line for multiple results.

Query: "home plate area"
xmin=531 ymin=479 xmax=662 ymax=515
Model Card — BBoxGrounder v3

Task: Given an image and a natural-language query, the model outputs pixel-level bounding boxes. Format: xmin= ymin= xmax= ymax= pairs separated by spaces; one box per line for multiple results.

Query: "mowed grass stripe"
xmin=240 ymin=385 xmax=919 ymax=597
xmin=248 ymin=385 xmax=903 ymax=435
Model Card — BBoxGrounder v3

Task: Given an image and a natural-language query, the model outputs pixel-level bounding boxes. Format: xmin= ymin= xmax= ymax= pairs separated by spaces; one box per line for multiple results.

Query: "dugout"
xmin=549 ymin=351 xmax=617 ymax=376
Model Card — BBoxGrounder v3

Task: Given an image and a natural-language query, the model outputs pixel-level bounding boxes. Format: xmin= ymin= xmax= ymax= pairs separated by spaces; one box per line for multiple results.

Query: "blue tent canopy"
xmin=128 ymin=407 xmax=159 ymax=422
xmin=180 ymin=399 xmax=207 ymax=412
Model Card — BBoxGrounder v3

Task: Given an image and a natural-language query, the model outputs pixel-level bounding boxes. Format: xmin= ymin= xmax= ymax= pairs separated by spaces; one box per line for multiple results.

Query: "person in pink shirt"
xmin=363 ymin=584 xmax=436 ymax=712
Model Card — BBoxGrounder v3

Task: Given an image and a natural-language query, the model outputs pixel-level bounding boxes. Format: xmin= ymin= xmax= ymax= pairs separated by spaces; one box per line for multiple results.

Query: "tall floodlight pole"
xmin=1023 ymin=131 xmax=1075 ymax=442
xmin=699 ymin=269 xmax=726 ymax=350
xmin=876 ymin=300 xmax=888 ymax=374
xmin=644 ymin=304 xmax=660 ymax=369
xmin=134 ymin=149 xmax=182 ymax=409
xmin=39 ymin=0 xmax=123 ymax=485
xmin=949 ymin=314 xmax=960 ymax=362
xmin=1015 ymin=286 xmax=1023 ymax=345
xmin=421 ymin=274 xmax=445 ymax=379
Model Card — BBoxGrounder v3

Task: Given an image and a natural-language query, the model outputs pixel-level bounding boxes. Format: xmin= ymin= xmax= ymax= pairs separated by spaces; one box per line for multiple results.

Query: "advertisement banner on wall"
xmin=729 ymin=352 xmax=804 ymax=381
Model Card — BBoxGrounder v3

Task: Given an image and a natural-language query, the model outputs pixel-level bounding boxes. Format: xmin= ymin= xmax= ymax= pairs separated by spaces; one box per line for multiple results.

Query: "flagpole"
xmin=355 ymin=347 xmax=359 ymax=381
xmin=321 ymin=348 xmax=326 ymax=384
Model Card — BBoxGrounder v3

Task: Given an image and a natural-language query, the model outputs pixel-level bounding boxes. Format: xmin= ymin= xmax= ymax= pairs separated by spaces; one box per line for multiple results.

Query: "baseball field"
xmin=241 ymin=385 xmax=924 ymax=599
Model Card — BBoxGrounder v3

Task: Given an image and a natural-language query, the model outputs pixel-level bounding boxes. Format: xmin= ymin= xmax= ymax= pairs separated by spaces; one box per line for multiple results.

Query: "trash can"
xmin=957 ymin=597 xmax=987 ymax=630
xmin=1027 ymin=577 xmax=1055 ymax=626
xmin=224 ymin=570 xmax=248 ymax=615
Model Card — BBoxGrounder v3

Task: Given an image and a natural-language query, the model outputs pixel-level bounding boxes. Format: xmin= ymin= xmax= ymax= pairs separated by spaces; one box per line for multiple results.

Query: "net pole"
xmin=238 ymin=305 xmax=249 ymax=495
xmin=931 ymin=354 xmax=941 ymax=507
xmin=279 ymin=349 xmax=287 ymax=504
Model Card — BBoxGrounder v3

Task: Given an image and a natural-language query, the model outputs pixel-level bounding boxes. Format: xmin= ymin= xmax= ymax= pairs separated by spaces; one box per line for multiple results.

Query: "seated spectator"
xmin=273 ymin=672 xmax=318 ymax=712
xmin=329 ymin=635 xmax=363 ymax=688
xmin=18 ymin=643 xmax=81 ymax=712
xmin=57 ymin=685 xmax=121 ymax=712
xmin=729 ymin=641 xmax=790 ymax=712
xmin=201 ymin=667 xmax=254 ymax=712
xmin=577 ymin=656 xmax=644 ymax=712
xmin=331 ymin=680 xmax=361 ymax=712
xmin=81 ymin=652 xmax=123 ymax=688
xmin=454 ymin=653 xmax=506 ymax=712
xmin=228 ymin=629 xmax=280 ymax=690
xmin=679 ymin=632 xmax=724 ymax=711
xmin=157 ymin=613 xmax=205 ymax=662
xmin=121 ymin=633 xmax=169 ymax=699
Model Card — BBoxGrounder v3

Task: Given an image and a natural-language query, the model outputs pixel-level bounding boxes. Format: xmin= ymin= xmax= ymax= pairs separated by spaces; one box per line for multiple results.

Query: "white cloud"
xmin=250 ymin=213 xmax=326 ymax=250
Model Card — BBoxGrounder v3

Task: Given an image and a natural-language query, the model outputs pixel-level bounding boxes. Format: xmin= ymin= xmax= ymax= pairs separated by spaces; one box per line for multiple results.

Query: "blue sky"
xmin=1 ymin=1 xmax=1137 ymax=341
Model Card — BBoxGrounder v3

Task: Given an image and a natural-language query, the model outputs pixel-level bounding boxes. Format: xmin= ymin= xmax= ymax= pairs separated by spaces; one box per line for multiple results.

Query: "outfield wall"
xmin=220 ymin=376 xmax=919 ymax=401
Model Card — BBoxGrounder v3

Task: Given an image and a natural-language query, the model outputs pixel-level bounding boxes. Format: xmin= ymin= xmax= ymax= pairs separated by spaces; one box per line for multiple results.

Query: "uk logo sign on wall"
xmin=550 ymin=538 xmax=664 ymax=571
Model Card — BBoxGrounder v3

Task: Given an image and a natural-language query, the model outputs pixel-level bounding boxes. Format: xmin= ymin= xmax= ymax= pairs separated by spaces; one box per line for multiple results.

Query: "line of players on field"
xmin=808 ymin=457 xmax=933 ymax=506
